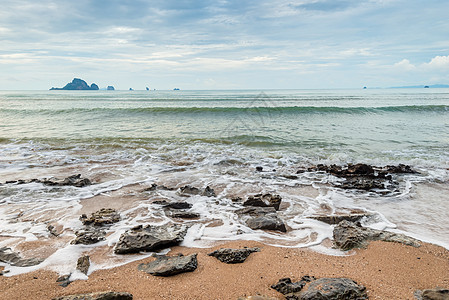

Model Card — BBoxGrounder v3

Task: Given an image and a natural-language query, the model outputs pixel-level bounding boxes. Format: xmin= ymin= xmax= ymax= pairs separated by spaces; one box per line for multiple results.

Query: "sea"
xmin=1 ymin=89 xmax=448 ymax=277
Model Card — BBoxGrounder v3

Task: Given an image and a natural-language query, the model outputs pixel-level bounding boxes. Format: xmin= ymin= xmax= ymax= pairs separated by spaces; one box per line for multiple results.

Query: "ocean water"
xmin=1 ymin=89 xmax=448 ymax=276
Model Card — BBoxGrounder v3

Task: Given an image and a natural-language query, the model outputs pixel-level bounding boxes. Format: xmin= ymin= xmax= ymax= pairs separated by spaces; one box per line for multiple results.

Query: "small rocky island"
xmin=50 ymin=78 xmax=99 ymax=90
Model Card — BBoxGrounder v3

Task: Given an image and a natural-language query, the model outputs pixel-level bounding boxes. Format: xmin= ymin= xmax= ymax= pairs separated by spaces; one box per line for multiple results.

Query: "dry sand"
xmin=1 ymin=240 xmax=448 ymax=300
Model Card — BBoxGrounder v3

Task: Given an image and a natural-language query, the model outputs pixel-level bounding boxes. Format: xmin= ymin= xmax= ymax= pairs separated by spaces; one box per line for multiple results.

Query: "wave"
xmin=1 ymin=105 xmax=449 ymax=116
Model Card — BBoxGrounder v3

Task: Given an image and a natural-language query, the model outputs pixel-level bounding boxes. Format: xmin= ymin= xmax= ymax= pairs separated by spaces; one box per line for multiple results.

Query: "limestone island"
xmin=50 ymin=78 xmax=99 ymax=90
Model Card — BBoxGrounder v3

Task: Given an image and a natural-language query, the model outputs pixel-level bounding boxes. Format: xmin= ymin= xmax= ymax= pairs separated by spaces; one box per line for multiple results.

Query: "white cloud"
xmin=425 ymin=55 xmax=449 ymax=69
xmin=394 ymin=59 xmax=416 ymax=71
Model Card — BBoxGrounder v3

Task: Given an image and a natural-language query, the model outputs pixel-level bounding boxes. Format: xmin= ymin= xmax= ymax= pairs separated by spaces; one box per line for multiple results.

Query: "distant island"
xmin=50 ymin=78 xmax=99 ymax=90
xmin=391 ymin=84 xmax=449 ymax=89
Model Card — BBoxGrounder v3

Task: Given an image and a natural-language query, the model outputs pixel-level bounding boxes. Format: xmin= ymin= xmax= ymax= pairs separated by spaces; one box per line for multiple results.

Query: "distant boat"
xmin=173 ymin=88 xmax=180 ymax=90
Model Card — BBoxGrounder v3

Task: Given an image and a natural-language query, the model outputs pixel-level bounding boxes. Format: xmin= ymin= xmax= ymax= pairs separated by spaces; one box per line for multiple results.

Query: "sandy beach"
xmin=1 ymin=240 xmax=448 ymax=299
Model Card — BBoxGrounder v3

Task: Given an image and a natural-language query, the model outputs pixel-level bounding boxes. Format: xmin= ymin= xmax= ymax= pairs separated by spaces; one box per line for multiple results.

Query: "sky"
xmin=0 ymin=0 xmax=448 ymax=90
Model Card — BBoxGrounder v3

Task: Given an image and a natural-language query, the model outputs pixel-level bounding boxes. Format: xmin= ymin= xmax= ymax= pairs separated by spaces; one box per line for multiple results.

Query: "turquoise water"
xmin=0 ymin=89 xmax=448 ymax=275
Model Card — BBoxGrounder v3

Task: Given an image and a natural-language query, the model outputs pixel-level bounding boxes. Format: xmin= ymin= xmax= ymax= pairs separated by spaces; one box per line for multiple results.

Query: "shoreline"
xmin=1 ymin=240 xmax=448 ymax=299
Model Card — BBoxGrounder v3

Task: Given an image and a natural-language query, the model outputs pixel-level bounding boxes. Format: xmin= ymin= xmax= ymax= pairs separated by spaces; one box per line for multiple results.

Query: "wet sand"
xmin=1 ymin=240 xmax=448 ymax=300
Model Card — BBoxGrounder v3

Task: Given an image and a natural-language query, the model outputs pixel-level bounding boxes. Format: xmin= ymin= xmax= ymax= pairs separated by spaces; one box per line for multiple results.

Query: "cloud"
xmin=394 ymin=59 xmax=416 ymax=71
xmin=425 ymin=55 xmax=449 ymax=69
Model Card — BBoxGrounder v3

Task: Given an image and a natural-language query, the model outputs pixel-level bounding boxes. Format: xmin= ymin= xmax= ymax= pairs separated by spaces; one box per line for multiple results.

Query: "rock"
xmin=114 ymin=223 xmax=188 ymax=254
xmin=333 ymin=220 xmax=421 ymax=251
xmin=339 ymin=177 xmax=387 ymax=191
xmin=298 ymin=278 xmax=368 ymax=300
xmin=385 ymin=164 xmax=418 ymax=174
xmin=167 ymin=211 xmax=200 ymax=219
xmin=47 ymin=224 xmax=60 ymax=236
xmin=243 ymin=193 xmax=282 ymax=210
xmin=76 ymin=255 xmax=90 ymax=275
xmin=72 ymin=228 xmax=106 ymax=245
xmin=107 ymin=86 xmax=115 ymax=90
xmin=59 ymin=174 xmax=92 ymax=187
xmin=163 ymin=202 xmax=192 ymax=209
xmin=137 ymin=253 xmax=197 ymax=276
xmin=0 ymin=247 xmax=43 ymax=267
xmin=50 ymin=78 xmax=100 ymax=91
xmin=271 ymin=276 xmax=315 ymax=296
xmin=208 ymin=247 xmax=260 ymax=264
xmin=202 ymin=186 xmax=216 ymax=197
xmin=80 ymin=208 xmax=120 ymax=226
xmin=415 ymin=288 xmax=449 ymax=300
xmin=56 ymin=274 xmax=72 ymax=287
xmin=52 ymin=291 xmax=133 ymax=300
xmin=256 ymin=166 xmax=264 ymax=172
xmin=178 ymin=185 xmax=216 ymax=197
xmin=237 ymin=207 xmax=287 ymax=232
xmin=310 ymin=213 xmax=372 ymax=225
xmin=179 ymin=185 xmax=201 ymax=196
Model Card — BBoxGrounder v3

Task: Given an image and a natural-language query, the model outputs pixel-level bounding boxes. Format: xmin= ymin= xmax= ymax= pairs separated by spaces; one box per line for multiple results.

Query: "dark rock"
xmin=50 ymin=78 xmax=100 ymax=91
xmin=385 ymin=164 xmax=418 ymax=174
xmin=47 ymin=224 xmax=60 ymax=236
xmin=256 ymin=166 xmax=264 ymax=172
xmin=168 ymin=211 xmax=200 ymax=219
xmin=80 ymin=208 xmax=120 ymax=226
xmin=415 ymin=288 xmax=449 ymax=300
xmin=283 ymin=174 xmax=299 ymax=179
xmin=310 ymin=213 xmax=372 ymax=225
xmin=76 ymin=255 xmax=90 ymax=275
xmin=0 ymin=247 xmax=43 ymax=267
xmin=333 ymin=220 xmax=421 ymax=251
xmin=243 ymin=193 xmax=282 ymax=211
xmin=271 ymin=277 xmax=311 ymax=295
xmin=72 ymin=228 xmax=106 ymax=245
xmin=114 ymin=223 xmax=187 ymax=254
xmin=107 ymin=86 xmax=115 ymax=91
xmin=60 ymin=174 xmax=92 ymax=187
xmin=202 ymin=186 xmax=216 ymax=197
xmin=56 ymin=274 xmax=72 ymax=287
xmin=208 ymin=247 xmax=260 ymax=264
xmin=236 ymin=207 xmax=287 ymax=232
xmin=231 ymin=196 xmax=243 ymax=202
xmin=52 ymin=291 xmax=133 ymax=300
xmin=298 ymin=278 xmax=368 ymax=300
xmin=163 ymin=202 xmax=192 ymax=210
xmin=339 ymin=177 xmax=386 ymax=191
xmin=179 ymin=185 xmax=201 ymax=196
xmin=138 ymin=253 xmax=197 ymax=276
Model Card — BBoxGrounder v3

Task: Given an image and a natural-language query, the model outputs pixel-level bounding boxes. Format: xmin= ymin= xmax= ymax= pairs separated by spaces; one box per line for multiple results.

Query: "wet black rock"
xmin=163 ymin=202 xmax=193 ymax=209
xmin=114 ymin=223 xmax=188 ymax=254
xmin=3 ymin=174 xmax=91 ymax=187
xmin=299 ymin=278 xmax=368 ymax=300
xmin=77 ymin=255 xmax=90 ymax=275
xmin=138 ymin=253 xmax=197 ymax=276
xmin=202 ymin=186 xmax=216 ymax=197
xmin=80 ymin=208 xmax=120 ymax=226
xmin=256 ymin=166 xmax=264 ymax=172
xmin=167 ymin=211 xmax=200 ymax=219
xmin=243 ymin=193 xmax=282 ymax=211
xmin=50 ymin=78 xmax=100 ymax=91
xmin=208 ymin=247 xmax=260 ymax=264
xmin=0 ymin=247 xmax=43 ymax=267
xmin=72 ymin=228 xmax=106 ymax=245
xmin=310 ymin=213 xmax=372 ymax=225
xmin=52 ymin=291 xmax=133 ymax=300
xmin=237 ymin=207 xmax=287 ymax=232
xmin=271 ymin=276 xmax=316 ymax=296
xmin=333 ymin=220 xmax=421 ymax=251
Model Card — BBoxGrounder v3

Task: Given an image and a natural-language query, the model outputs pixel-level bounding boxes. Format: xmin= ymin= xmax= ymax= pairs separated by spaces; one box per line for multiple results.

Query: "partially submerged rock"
xmin=299 ymin=278 xmax=368 ymax=300
xmin=138 ymin=253 xmax=197 ymax=276
xmin=56 ymin=274 xmax=72 ymax=287
xmin=80 ymin=208 xmax=120 ymax=226
xmin=243 ymin=193 xmax=282 ymax=210
xmin=72 ymin=228 xmax=106 ymax=245
xmin=208 ymin=247 xmax=260 ymax=264
xmin=333 ymin=220 xmax=421 ymax=251
xmin=114 ymin=223 xmax=188 ymax=254
xmin=271 ymin=276 xmax=315 ymax=295
xmin=3 ymin=174 xmax=91 ymax=187
xmin=178 ymin=185 xmax=216 ymax=197
xmin=236 ymin=207 xmax=287 ymax=232
xmin=76 ymin=255 xmax=90 ymax=275
xmin=52 ymin=291 xmax=133 ymax=300
xmin=310 ymin=213 xmax=372 ymax=225
xmin=0 ymin=247 xmax=43 ymax=267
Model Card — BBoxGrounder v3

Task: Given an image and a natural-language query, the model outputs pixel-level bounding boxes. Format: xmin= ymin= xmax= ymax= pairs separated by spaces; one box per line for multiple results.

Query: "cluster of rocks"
xmin=2 ymin=174 xmax=91 ymax=187
xmin=300 ymin=163 xmax=418 ymax=192
xmin=271 ymin=276 xmax=368 ymax=300
xmin=72 ymin=208 xmax=120 ymax=245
